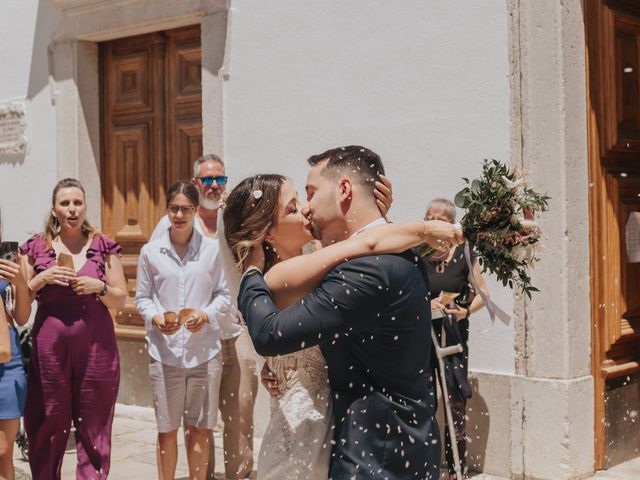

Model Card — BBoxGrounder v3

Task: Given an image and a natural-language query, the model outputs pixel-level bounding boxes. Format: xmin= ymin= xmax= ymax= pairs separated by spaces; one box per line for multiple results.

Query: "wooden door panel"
xmin=111 ymin=51 xmax=153 ymax=113
xmin=615 ymin=27 xmax=639 ymax=133
xmin=166 ymin=26 xmax=203 ymax=185
xmin=587 ymin=1 xmax=640 ymax=466
xmin=170 ymin=121 xmax=203 ymax=183
xmin=100 ymin=25 xmax=201 ymax=333
xmin=112 ymin=124 xmax=153 ymax=238
xmin=175 ymin=47 xmax=202 ymax=100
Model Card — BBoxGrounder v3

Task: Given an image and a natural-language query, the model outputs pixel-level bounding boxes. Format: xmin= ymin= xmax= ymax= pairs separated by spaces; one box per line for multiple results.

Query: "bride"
xmin=220 ymin=174 xmax=459 ymax=479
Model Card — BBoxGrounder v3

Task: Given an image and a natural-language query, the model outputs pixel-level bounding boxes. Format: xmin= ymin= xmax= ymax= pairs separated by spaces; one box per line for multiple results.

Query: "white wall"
xmin=0 ymin=0 xmax=61 ymax=243
xmin=0 ymin=0 xmax=515 ymax=374
xmin=223 ymin=0 xmax=514 ymax=374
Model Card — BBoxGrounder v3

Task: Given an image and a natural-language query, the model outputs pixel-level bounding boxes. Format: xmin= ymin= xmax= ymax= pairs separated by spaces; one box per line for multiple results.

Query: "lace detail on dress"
xmin=258 ymin=346 xmax=333 ymax=480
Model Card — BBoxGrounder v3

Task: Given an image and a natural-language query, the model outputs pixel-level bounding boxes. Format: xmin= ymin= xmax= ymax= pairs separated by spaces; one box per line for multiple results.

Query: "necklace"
xmin=432 ymin=247 xmax=458 ymax=274
xmin=435 ymin=259 xmax=449 ymax=274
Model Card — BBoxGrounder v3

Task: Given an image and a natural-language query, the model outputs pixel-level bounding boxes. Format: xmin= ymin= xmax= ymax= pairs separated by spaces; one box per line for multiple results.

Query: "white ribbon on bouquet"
xmin=463 ymin=240 xmax=511 ymax=329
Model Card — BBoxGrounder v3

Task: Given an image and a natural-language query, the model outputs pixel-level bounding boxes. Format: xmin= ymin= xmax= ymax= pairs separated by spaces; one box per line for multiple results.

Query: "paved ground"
xmin=11 ymin=403 xmax=640 ymax=479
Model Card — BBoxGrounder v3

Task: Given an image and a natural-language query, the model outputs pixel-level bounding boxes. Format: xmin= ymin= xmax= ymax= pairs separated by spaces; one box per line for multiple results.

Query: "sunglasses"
xmin=198 ymin=175 xmax=228 ymax=187
xmin=168 ymin=204 xmax=196 ymax=215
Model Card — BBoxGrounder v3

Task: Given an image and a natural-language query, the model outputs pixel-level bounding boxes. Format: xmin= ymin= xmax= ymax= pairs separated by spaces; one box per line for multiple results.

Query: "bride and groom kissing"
xmin=222 ymin=145 xmax=463 ymax=479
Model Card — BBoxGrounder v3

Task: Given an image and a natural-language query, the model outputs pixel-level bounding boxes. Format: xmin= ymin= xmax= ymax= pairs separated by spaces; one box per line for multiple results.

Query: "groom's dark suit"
xmin=239 ymin=250 xmax=439 ymax=479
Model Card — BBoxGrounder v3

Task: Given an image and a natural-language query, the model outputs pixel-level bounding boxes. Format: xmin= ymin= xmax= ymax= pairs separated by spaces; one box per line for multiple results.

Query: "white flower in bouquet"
xmin=511 ymin=244 xmax=536 ymax=264
xmin=502 ymin=175 xmax=525 ymax=191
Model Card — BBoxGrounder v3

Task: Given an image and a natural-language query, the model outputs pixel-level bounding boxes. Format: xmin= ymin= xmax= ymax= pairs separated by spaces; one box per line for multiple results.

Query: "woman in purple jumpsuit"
xmin=19 ymin=178 xmax=127 ymax=480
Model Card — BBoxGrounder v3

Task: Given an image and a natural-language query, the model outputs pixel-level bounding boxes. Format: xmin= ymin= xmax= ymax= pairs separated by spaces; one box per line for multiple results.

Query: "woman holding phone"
xmin=19 ymin=179 xmax=127 ymax=479
xmin=0 ymin=208 xmax=30 ymax=480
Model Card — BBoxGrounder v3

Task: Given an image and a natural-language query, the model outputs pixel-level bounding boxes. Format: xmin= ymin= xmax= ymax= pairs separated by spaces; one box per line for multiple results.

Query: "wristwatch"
xmin=99 ymin=281 xmax=108 ymax=297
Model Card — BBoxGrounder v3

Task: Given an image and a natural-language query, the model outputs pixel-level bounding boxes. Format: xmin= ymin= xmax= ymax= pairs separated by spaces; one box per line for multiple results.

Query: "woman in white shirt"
xmin=135 ymin=181 xmax=231 ymax=480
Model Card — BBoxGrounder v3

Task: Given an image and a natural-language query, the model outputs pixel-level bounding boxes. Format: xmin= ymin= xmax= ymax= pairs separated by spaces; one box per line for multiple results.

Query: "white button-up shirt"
xmin=135 ymin=228 xmax=231 ymax=368
xmin=151 ymin=214 xmax=243 ymax=340
xmin=350 ymin=217 xmax=387 ymax=237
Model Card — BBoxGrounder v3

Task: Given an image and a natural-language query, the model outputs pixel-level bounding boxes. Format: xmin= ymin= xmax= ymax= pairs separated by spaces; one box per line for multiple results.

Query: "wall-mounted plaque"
xmin=0 ymin=102 xmax=27 ymax=155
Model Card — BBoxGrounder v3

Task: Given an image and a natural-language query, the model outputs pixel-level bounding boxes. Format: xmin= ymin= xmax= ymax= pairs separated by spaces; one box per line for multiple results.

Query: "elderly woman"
xmin=424 ymin=198 xmax=488 ymax=480
xmin=20 ymin=178 xmax=127 ymax=479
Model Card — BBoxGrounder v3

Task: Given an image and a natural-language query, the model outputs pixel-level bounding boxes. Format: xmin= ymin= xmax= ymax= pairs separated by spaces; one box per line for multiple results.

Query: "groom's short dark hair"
xmin=307 ymin=145 xmax=385 ymax=187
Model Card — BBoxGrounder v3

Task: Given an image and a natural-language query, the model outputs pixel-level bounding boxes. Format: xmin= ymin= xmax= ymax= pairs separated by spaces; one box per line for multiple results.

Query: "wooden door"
xmin=100 ymin=26 xmax=202 ymax=336
xmin=586 ymin=0 xmax=640 ymax=468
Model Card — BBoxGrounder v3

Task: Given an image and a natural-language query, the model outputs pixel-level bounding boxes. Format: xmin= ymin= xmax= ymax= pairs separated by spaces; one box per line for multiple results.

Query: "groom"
xmin=239 ymin=146 xmax=444 ymax=479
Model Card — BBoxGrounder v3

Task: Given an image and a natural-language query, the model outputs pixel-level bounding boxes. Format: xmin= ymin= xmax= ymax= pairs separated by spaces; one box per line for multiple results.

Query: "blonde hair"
xmin=425 ymin=198 xmax=456 ymax=223
xmin=43 ymin=178 xmax=98 ymax=247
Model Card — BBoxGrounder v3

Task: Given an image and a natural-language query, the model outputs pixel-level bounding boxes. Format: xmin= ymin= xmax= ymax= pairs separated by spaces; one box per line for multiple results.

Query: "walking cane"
xmin=431 ymin=309 xmax=464 ymax=479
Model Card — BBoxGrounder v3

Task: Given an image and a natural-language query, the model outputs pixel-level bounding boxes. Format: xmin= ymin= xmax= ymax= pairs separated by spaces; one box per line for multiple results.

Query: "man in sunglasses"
xmin=150 ymin=154 xmax=258 ymax=480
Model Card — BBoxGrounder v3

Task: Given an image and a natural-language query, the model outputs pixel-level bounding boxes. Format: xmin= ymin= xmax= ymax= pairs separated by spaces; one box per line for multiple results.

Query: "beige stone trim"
xmin=49 ymin=0 xmax=228 ymax=228
xmin=52 ymin=0 xmax=226 ymax=42
xmin=502 ymin=0 xmax=594 ymax=478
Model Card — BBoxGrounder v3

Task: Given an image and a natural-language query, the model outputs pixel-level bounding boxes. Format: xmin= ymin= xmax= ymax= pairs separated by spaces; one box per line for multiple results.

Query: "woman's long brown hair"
xmin=223 ymin=174 xmax=286 ymax=272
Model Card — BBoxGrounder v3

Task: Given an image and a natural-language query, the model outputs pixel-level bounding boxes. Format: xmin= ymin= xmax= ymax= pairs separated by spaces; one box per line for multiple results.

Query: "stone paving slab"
xmin=11 ymin=403 xmax=640 ymax=479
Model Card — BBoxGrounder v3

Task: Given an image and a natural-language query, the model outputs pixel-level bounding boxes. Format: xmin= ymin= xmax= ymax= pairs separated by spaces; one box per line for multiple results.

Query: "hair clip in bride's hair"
xmin=252 ymin=189 xmax=263 ymax=200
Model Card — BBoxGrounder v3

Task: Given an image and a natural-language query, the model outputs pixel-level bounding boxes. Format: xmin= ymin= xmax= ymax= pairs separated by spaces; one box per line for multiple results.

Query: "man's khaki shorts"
xmin=149 ymin=355 xmax=222 ymax=433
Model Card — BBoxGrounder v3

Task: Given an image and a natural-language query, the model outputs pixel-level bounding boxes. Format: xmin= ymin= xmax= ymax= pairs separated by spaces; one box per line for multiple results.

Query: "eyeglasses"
xmin=168 ymin=204 xmax=196 ymax=215
xmin=198 ymin=176 xmax=228 ymax=187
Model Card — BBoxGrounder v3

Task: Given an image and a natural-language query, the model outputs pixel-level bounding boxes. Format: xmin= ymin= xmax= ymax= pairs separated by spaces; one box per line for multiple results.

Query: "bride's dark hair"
xmin=223 ymin=174 xmax=287 ymax=272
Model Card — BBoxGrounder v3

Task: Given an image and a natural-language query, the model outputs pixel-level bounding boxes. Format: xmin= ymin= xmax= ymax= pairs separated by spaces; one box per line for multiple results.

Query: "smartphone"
xmin=0 ymin=241 xmax=19 ymax=263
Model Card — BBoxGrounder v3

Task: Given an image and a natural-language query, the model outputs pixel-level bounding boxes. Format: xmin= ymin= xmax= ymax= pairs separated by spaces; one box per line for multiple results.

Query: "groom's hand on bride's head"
xmin=246 ymin=243 xmax=266 ymax=273
xmin=374 ymin=174 xmax=393 ymax=220
xmin=261 ymin=362 xmax=281 ymax=397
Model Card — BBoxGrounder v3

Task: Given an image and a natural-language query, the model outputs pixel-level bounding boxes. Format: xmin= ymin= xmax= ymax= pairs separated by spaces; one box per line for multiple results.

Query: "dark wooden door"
xmin=100 ymin=25 xmax=202 ymax=335
xmin=586 ymin=0 xmax=640 ymax=468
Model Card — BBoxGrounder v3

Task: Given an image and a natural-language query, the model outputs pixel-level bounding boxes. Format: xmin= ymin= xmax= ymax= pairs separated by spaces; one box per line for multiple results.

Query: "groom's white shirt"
xmin=350 ymin=217 xmax=387 ymax=238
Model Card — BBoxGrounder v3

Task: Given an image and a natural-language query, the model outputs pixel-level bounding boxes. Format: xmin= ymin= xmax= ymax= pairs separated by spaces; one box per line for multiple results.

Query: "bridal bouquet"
xmin=453 ymin=159 xmax=549 ymax=297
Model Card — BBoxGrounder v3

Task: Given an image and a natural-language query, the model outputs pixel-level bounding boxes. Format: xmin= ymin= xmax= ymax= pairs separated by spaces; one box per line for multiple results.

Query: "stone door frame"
xmin=49 ymin=0 xmax=228 ymax=233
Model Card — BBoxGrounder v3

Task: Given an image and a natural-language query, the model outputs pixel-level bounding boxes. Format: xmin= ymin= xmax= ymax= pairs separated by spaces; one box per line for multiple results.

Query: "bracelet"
xmin=98 ymin=281 xmax=108 ymax=297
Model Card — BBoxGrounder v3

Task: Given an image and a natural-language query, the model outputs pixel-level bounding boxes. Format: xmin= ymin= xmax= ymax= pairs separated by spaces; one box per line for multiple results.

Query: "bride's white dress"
xmin=257 ymin=346 xmax=333 ymax=480
xmin=215 ymin=215 xmax=333 ymax=479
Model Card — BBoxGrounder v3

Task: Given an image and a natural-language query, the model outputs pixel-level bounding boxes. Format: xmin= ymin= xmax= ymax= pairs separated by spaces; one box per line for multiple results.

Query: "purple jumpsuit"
xmin=20 ymin=235 xmax=121 ymax=480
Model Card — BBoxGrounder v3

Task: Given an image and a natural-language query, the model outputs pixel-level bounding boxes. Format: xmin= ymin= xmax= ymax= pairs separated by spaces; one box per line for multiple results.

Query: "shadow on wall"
xmin=29 ymin=0 xmax=61 ymax=102
xmin=465 ymin=376 xmax=490 ymax=474
xmin=435 ymin=375 xmax=490 ymax=475
xmin=0 ymin=1 xmax=61 ymax=168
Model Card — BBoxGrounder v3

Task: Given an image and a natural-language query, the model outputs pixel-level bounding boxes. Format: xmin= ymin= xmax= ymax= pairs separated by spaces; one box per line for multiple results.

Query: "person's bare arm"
xmin=467 ymin=258 xmax=488 ymax=314
xmin=0 ymin=256 xmax=31 ymax=325
xmin=265 ymin=220 xmax=462 ymax=307
xmin=0 ymin=297 xmax=11 ymax=363
xmin=100 ymin=253 xmax=127 ymax=309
